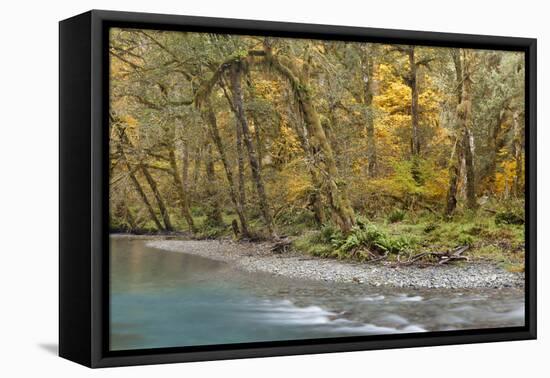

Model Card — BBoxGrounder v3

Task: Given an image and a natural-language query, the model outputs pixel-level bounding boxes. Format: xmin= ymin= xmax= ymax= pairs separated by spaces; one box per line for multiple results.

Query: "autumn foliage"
xmin=109 ymin=29 xmax=525 ymax=266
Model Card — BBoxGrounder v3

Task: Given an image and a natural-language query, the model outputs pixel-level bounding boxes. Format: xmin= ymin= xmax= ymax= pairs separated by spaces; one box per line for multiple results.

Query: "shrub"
xmin=465 ymin=224 xmax=484 ymax=235
xmin=388 ymin=209 xmax=406 ymax=223
xmin=333 ymin=222 xmax=414 ymax=257
xmin=457 ymin=233 xmax=475 ymax=247
xmin=190 ymin=206 xmax=205 ymax=217
xmin=319 ymin=223 xmax=342 ymax=243
xmin=495 ymin=211 xmax=524 ymax=225
xmin=294 ymin=233 xmax=333 ymax=257
xmin=423 ymin=223 xmax=437 ymax=233
xmin=198 ymin=227 xmax=225 ymax=239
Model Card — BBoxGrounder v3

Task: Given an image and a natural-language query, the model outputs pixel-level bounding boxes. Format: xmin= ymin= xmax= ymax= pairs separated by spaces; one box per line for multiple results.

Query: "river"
xmin=110 ymin=237 xmax=524 ymax=351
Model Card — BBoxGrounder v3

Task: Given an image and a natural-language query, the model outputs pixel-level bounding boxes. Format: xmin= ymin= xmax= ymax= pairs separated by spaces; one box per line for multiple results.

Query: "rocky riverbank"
xmin=145 ymin=239 xmax=524 ymax=289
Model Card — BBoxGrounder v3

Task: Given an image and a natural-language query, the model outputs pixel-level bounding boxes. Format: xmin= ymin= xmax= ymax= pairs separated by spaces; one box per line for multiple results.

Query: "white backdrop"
xmin=0 ymin=0 xmax=545 ymax=376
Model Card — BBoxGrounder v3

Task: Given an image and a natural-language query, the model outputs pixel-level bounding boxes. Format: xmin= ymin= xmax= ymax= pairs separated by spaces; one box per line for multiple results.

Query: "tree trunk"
xmin=408 ymin=47 xmax=420 ymax=157
xmin=204 ymin=142 xmax=224 ymax=226
xmin=116 ymin=141 xmax=164 ymax=230
xmin=230 ymin=63 xmax=275 ymax=236
xmin=512 ymin=110 xmax=523 ymax=196
xmin=168 ymin=145 xmax=196 ymax=232
xmin=115 ymin=126 xmax=173 ymax=230
xmin=182 ymin=141 xmax=190 ymax=200
xmin=446 ymin=135 xmax=462 ymax=216
xmin=324 ymin=106 xmax=342 ymax=167
xmin=202 ymin=102 xmax=250 ymax=237
xmin=116 ymin=124 xmax=173 ymax=231
xmin=446 ymin=49 xmax=478 ymax=214
xmin=484 ymin=109 xmax=506 ymax=190
xmin=253 ymin=121 xmax=263 ymax=171
xmin=220 ymin=77 xmax=248 ymax=214
xmin=451 ymin=49 xmax=463 ymax=104
xmin=139 ymin=162 xmax=174 ymax=231
xmin=293 ymin=116 xmax=326 ymax=225
xmin=407 ymin=47 xmax=423 ymax=184
xmin=305 ymin=100 xmax=355 ymax=233
xmin=449 ymin=49 xmax=476 ymax=212
xmin=263 ymin=52 xmax=355 ymax=233
xmin=235 ymin=114 xmax=247 ymax=210
xmin=463 ymin=127 xmax=476 ymax=209
xmin=362 ymin=44 xmax=377 ymax=177
xmin=462 ymin=51 xmax=477 ymax=210
xmin=123 ymin=198 xmax=138 ymax=231
xmin=191 ymin=145 xmax=202 ymax=197
xmin=309 ymin=188 xmax=326 ymax=225
xmin=245 ymin=77 xmax=264 ymax=171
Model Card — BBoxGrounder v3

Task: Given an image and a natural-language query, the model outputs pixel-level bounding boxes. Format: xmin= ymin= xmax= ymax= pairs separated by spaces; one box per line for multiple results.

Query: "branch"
xmin=388 ymin=45 xmax=411 ymax=54
xmin=123 ymin=94 xmax=162 ymax=111
xmin=194 ymin=49 xmax=269 ymax=107
xmin=219 ymin=75 xmax=237 ymax=113
xmin=136 ymin=30 xmax=194 ymax=80
xmin=110 ymin=49 xmax=143 ymax=70
xmin=145 ymin=164 xmax=173 ymax=174
xmin=110 ymin=45 xmax=146 ymax=61
xmin=416 ymin=58 xmax=435 ymax=70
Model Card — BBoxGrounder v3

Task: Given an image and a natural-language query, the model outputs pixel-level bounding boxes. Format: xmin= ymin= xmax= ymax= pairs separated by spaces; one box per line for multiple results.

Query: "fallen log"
xmin=438 ymin=245 xmax=469 ymax=265
xmin=271 ymin=237 xmax=292 ymax=254
xmin=404 ymin=245 xmax=470 ymax=265
xmin=365 ymin=251 xmax=389 ymax=263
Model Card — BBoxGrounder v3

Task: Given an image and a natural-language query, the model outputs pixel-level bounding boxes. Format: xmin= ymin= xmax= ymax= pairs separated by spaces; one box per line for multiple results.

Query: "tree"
xmin=446 ymin=49 xmax=477 ymax=214
xmin=262 ymin=45 xmax=356 ymax=233
xmin=229 ymin=62 xmax=275 ymax=236
xmin=362 ymin=44 xmax=378 ymax=177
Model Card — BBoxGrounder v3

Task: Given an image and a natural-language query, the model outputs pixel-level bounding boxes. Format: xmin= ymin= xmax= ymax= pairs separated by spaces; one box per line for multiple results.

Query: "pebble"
xmin=146 ymin=239 xmax=525 ymax=290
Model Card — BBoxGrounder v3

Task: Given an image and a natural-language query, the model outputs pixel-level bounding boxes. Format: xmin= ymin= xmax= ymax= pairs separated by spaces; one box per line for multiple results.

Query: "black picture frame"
xmin=59 ymin=9 xmax=537 ymax=368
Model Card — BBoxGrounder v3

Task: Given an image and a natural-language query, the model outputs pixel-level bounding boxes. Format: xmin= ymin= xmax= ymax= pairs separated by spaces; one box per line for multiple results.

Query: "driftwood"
xmin=403 ymin=245 xmax=469 ymax=265
xmin=365 ymin=251 xmax=389 ymax=263
xmin=271 ymin=237 xmax=292 ymax=254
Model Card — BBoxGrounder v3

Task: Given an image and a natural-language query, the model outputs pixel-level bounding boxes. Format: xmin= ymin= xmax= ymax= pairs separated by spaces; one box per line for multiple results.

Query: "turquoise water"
xmin=110 ymin=237 xmax=524 ymax=351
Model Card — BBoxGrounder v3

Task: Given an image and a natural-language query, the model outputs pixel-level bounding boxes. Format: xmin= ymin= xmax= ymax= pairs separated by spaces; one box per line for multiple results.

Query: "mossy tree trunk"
xmin=202 ymin=101 xmax=250 ymax=237
xmin=219 ymin=77 xmax=248 ymax=214
xmin=461 ymin=50 xmax=477 ymax=210
xmin=407 ymin=47 xmax=422 ymax=184
xmin=139 ymin=161 xmax=174 ymax=231
xmin=362 ymin=44 xmax=378 ymax=177
xmin=230 ymin=63 xmax=275 ymax=237
xmin=408 ymin=47 xmax=421 ymax=158
xmin=446 ymin=49 xmax=463 ymax=216
xmin=445 ymin=136 xmax=462 ymax=216
xmin=168 ymin=143 xmax=196 ymax=232
xmin=116 ymin=141 xmax=164 ymax=230
xmin=293 ymin=115 xmax=326 ymax=225
xmin=116 ymin=126 xmax=173 ymax=230
xmin=204 ymin=141 xmax=224 ymax=227
xmin=182 ymin=141 xmax=191 ymax=202
xmin=447 ymin=49 xmax=477 ymax=214
xmin=263 ymin=51 xmax=355 ymax=233
xmin=235 ymin=116 xmax=247 ymax=209
xmin=245 ymin=76 xmax=264 ymax=172
xmin=512 ymin=110 xmax=523 ymax=197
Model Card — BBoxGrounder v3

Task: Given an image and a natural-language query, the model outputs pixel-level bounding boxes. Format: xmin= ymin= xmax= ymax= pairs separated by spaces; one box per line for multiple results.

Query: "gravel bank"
xmin=146 ymin=239 xmax=524 ymax=289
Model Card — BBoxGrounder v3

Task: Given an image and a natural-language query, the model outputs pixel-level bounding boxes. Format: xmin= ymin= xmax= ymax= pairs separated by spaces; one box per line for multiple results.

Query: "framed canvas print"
xmin=59 ymin=10 xmax=536 ymax=368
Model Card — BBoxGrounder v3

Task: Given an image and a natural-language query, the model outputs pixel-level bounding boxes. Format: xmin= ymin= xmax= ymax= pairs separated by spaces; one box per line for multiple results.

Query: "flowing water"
xmin=110 ymin=237 xmax=525 ymax=351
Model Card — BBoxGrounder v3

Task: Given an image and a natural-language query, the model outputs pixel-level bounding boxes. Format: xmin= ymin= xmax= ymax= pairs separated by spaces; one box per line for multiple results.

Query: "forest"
xmin=109 ymin=28 xmax=525 ymax=269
